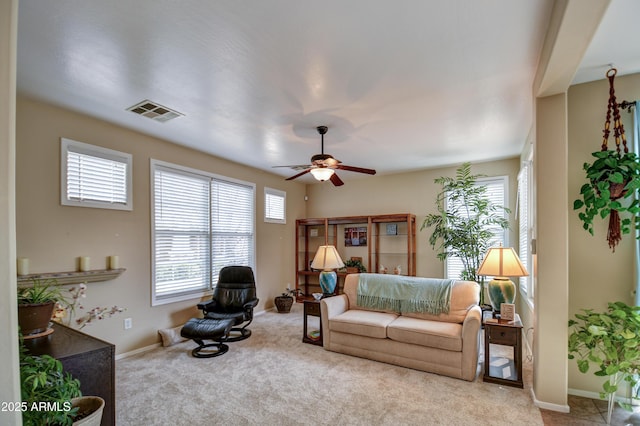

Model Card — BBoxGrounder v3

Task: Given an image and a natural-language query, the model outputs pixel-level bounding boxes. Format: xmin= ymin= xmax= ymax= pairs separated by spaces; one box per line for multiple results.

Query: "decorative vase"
xmin=71 ymin=396 xmax=105 ymax=426
xmin=487 ymin=278 xmax=516 ymax=312
xmin=274 ymin=296 xmax=293 ymax=313
xmin=18 ymin=301 xmax=55 ymax=335
xmin=319 ymin=270 xmax=337 ymax=296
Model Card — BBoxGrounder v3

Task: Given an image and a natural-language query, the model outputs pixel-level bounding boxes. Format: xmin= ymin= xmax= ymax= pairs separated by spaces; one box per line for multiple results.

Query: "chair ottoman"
xmin=180 ymin=318 xmax=234 ymax=358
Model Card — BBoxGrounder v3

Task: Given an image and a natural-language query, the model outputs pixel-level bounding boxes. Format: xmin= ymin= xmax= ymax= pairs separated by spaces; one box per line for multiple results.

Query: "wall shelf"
xmin=17 ymin=268 xmax=126 ymax=286
xmin=295 ymin=213 xmax=416 ymax=297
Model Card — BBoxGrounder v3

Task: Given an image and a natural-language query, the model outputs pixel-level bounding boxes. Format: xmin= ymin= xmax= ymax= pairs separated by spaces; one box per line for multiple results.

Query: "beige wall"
xmin=1 ymin=0 xmax=21 ymax=424
xmin=306 ymin=158 xmax=520 ymax=279
xmin=16 ymin=97 xmax=307 ymax=355
xmin=535 ymin=92 xmax=570 ymax=408
xmin=567 ymin=72 xmax=640 ymax=394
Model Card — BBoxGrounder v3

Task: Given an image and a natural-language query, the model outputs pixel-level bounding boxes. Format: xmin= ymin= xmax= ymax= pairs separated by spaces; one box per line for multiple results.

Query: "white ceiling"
xmin=15 ymin=1 xmax=640 ymax=184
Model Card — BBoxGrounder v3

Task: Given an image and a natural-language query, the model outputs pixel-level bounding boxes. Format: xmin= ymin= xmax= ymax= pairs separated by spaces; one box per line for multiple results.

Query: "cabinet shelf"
xmin=17 ymin=268 xmax=126 ymax=286
xmin=295 ymin=214 xmax=416 ymax=297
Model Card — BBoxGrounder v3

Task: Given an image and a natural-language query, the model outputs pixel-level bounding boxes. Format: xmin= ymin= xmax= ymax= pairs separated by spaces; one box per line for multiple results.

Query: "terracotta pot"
xmin=609 ymin=182 xmax=627 ymax=200
xmin=345 ymin=267 xmax=358 ymax=274
xmin=18 ymin=301 xmax=55 ymax=335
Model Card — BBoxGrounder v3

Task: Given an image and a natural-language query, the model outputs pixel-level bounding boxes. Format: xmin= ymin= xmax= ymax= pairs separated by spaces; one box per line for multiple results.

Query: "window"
xmin=518 ymin=152 xmax=535 ymax=305
xmin=151 ymin=160 xmax=255 ymax=305
xmin=445 ymin=176 xmax=509 ymax=279
xmin=264 ymin=187 xmax=286 ymax=224
xmin=61 ymin=138 xmax=132 ymax=210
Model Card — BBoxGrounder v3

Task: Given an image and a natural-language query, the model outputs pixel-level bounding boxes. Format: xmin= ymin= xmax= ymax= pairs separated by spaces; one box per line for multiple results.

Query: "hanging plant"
xmin=573 ymin=68 xmax=640 ymax=251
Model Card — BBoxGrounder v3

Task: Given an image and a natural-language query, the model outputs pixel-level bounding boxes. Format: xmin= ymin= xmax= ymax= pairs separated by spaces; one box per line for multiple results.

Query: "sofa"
xmin=320 ymin=273 xmax=482 ymax=381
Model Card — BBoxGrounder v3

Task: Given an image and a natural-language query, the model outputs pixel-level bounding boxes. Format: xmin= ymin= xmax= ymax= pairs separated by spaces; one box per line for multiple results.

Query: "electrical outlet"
xmin=124 ymin=317 xmax=132 ymax=330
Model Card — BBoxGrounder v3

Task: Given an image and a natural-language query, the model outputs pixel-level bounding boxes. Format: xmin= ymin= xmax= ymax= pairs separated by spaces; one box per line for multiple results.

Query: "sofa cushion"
xmin=387 ymin=316 xmax=463 ymax=351
xmin=329 ymin=310 xmax=398 ymax=339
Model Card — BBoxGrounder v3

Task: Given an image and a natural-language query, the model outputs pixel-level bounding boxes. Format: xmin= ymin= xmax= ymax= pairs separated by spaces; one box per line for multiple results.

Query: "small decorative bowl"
xmin=312 ymin=293 xmax=323 ymax=301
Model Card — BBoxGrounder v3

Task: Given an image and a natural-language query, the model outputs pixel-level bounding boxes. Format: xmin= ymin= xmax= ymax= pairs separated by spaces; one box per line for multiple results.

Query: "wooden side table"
xmin=483 ymin=313 xmax=523 ymax=388
xmin=302 ymin=300 xmax=323 ymax=346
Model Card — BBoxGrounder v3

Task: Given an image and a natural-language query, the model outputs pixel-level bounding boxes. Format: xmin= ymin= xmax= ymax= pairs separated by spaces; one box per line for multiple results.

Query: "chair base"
xmin=225 ymin=327 xmax=251 ymax=342
xmin=191 ymin=341 xmax=229 ymax=358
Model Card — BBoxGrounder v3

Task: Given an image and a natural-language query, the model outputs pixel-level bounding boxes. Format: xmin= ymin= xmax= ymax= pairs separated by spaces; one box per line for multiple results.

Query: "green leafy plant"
xmin=573 ymin=150 xmax=640 ymax=251
xmin=568 ymin=302 xmax=640 ymax=424
xmin=280 ymin=286 xmax=304 ymax=298
xmin=421 ymin=162 xmax=510 ymax=305
xmin=17 ymin=278 xmax=63 ymax=305
xmin=343 ymin=259 xmax=367 ymax=272
xmin=19 ymin=338 xmax=81 ymax=426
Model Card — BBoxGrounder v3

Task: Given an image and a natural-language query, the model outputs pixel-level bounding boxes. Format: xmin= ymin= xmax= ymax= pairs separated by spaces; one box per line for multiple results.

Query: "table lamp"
xmin=477 ymin=246 xmax=528 ymax=314
xmin=311 ymin=245 xmax=345 ymax=296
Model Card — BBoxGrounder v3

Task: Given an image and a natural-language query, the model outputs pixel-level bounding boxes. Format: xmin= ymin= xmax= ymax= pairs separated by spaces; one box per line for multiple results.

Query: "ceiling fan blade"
xmin=330 ymin=173 xmax=344 ymax=186
xmin=272 ymin=164 xmax=311 ymax=169
xmin=336 ymin=164 xmax=377 ymax=175
xmin=285 ymin=169 xmax=312 ymax=181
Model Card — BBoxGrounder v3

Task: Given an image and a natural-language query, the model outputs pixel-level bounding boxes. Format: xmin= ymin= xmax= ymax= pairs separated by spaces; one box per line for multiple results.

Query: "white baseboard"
xmin=530 ymin=388 xmax=570 ymax=413
xmin=116 ymin=343 xmax=161 ymax=360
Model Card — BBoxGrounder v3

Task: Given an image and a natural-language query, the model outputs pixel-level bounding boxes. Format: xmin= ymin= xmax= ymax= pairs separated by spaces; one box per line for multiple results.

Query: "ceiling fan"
xmin=274 ymin=126 xmax=376 ymax=186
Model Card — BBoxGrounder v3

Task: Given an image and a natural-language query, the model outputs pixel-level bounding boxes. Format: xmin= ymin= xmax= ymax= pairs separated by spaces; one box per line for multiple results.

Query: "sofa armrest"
xmin=460 ymin=305 xmax=482 ymax=381
xmin=320 ymin=294 xmax=348 ymax=349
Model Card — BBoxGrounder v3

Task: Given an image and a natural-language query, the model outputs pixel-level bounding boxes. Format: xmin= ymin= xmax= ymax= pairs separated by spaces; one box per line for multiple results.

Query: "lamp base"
xmin=487 ymin=277 xmax=516 ymax=312
xmin=318 ymin=270 xmax=337 ymax=296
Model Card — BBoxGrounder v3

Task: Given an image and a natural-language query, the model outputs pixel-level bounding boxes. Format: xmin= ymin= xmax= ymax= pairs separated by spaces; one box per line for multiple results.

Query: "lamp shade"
xmin=310 ymin=168 xmax=335 ymax=182
xmin=311 ymin=245 xmax=345 ymax=270
xmin=477 ymin=246 xmax=528 ymax=277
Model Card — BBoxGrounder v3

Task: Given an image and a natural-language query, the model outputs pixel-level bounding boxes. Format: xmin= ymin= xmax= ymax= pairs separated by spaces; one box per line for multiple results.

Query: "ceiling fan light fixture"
xmin=310 ymin=168 xmax=335 ymax=182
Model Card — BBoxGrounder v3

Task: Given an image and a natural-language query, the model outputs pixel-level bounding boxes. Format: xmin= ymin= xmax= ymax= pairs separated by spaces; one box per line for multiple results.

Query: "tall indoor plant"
xmin=421 ymin=162 xmax=510 ymax=305
xmin=568 ymin=301 xmax=640 ymax=424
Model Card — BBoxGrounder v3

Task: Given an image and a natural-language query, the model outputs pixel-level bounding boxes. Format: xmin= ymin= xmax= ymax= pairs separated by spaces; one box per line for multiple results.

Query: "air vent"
xmin=126 ymin=100 xmax=183 ymax=123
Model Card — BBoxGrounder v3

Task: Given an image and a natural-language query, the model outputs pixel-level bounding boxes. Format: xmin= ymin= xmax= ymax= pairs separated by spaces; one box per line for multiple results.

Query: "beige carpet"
xmin=116 ymin=304 xmax=543 ymax=425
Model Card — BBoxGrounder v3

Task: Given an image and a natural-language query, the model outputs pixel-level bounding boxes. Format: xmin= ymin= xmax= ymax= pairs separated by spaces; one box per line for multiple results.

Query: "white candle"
xmin=79 ymin=256 xmax=91 ymax=272
xmin=17 ymin=258 xmax=29 ymax=276
xmin=108 ymin=255 xmax=119 ymax=270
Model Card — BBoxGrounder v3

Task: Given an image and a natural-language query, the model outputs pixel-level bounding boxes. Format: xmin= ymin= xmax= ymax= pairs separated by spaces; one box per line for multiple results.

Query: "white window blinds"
xmin=518 ymin=161 xmax=532 ymax=296
xmin=61 ymin=138 xmax=132 ymax=210
xmin=264 ymin=187 xmax=286 ymax=224
xmin=151 ymin=160 xmax=256 ymax=305
xmin=445 ymin=176 xmax=509 ymax=280
xmin=153 ymin=166 xmax=211 ymax=301
xmin=211 ymin=179 xmax=255 ymax=285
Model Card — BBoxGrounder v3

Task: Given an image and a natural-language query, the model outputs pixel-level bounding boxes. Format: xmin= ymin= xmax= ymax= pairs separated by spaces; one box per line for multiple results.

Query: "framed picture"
xmin=345 ymin=227 xmax=367 ymax=247
xmin=386 ymin=224 xmax=398 ymax=235
xmin=500 ymin=303 xmax=515 ymax=321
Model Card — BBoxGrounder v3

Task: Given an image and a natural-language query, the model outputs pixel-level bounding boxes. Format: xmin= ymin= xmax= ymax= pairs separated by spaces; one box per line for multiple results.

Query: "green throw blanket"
xmin=357 ymin=273 xmax=454 ymax=315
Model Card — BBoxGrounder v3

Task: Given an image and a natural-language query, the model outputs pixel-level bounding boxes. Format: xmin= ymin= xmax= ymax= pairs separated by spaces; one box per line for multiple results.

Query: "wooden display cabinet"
xmin=295 ymin=213 xmax=416 ymax=298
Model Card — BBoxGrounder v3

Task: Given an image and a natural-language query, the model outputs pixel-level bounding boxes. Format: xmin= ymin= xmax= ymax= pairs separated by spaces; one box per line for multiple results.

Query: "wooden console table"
xmin=23 ymin=323 xmax=115 ymax=426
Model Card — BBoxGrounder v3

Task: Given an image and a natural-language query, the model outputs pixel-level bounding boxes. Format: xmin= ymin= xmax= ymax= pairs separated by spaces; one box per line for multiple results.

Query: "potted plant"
xmin=19 ymin=338 xmax=105 ymax=425
xmin=421 ymin=162 xmax=510 ymax=306
xmin=343 ymin=258 xmax=366 ymax=274
xmin=18 ymin=278 xmax=63 ymax=336
xmin=274 ymin=287 xmax=304 ymax=313
xmin=573 ymin=149 xmax=640 ymax=251
xmin=568 ymin=301 xmax=640 ymax=424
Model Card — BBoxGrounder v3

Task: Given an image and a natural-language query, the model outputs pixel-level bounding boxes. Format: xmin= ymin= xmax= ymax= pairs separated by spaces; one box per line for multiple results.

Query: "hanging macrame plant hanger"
xmin=600 ymin=68 xmax=629 ymax=250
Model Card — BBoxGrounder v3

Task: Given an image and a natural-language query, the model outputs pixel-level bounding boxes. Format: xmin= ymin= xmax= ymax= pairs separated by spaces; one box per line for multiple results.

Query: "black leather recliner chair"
xmin=197 ymin=266 xmax=259 ymax=342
